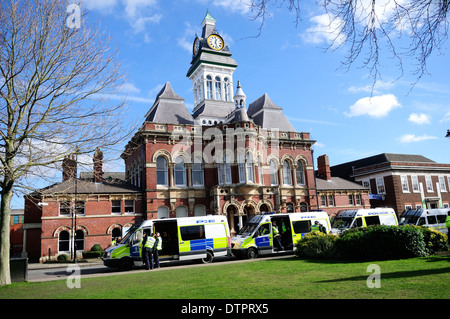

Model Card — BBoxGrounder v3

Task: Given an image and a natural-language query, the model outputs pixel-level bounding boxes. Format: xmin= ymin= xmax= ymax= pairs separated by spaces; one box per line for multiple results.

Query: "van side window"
xmin=427 ymin=216 xmax=437 ymax=225
xmin=292 ymin=220 xmax=311 ymax=234
xmin=365 ymin=216 xmax=380 ymax=226
xmin=353 ymin=217 xmax=363 ymax=228
xmin=436 ymin=215 xmax=446 ymax=223
xmin=180 ymin=225 xmax=205 ymax=241
xmin=418 ymin=217 xmax=426 ymax=226
xmin=257 ymin=223 xmax=271 ymax=237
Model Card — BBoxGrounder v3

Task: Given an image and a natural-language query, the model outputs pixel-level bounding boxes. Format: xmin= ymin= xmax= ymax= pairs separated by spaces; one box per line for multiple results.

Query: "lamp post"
xmin=446 ymin=130 xmax=450 ymax=138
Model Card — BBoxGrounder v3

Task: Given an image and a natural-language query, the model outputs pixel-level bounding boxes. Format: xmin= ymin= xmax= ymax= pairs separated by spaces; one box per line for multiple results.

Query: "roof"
xmin=145 ymin=82 xmax=195 ymax=125
xmin=316 ymin=177 xmax=369 ymax=191
xmin=246 ymin=94 xmax=296 ymax=131
xmin=247 ymin=93 xmax=282 ymax=116
xmin=36 ymin=177 xmax=141 ymax=196
xmin=330 ymin=153 xmax=439 ymax=180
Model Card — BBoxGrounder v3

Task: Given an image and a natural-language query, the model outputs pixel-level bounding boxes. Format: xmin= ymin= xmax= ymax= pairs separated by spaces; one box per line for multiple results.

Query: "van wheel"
xmin=246 ymin=248 xmax=258 ymax=259
xmin=202 ymin=251 xmax=214 ymax=264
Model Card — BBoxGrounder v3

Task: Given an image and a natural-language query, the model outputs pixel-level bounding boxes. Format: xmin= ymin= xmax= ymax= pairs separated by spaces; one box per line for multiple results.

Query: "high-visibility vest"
xmin=140 ymin=236 xmax=155 ymax=249
xmin=272 ymin=225 xmax=279 ymax=236
xmin=446 ymin=216 xmax=450 ymax=228
xmin=311 ymin=224 xmax=320 ymax=232
xmin=145 ymin=237 xmax=156 ymax=249
xmin=155 ymin=237 xmax=163 ymax=250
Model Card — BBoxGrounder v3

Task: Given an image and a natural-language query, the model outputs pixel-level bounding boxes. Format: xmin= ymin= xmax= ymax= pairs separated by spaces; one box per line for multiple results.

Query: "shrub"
xmin=412 ymin=226 xmax=448 ymax=254
xmin=90 ymin=244 xmax=103 ymax=252
xmin=334 ymin=225 xmax=427 ymax=261
xmin=294 ymin=231 xmax=338 ymax=259
xmin=57 ymin=254 xmax=69 ymax=262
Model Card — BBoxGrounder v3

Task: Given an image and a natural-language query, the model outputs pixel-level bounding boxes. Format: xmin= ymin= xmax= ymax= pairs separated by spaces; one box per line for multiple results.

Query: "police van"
xmin=231 ymin=212 xmax=331 ymax=259
xmin=331 ymin=208 xmax=398 ymax=234
xmin=399 ymin=208 xmax=449 ymax=235
xmin=103 ymin=215 xmax=231 ymax=270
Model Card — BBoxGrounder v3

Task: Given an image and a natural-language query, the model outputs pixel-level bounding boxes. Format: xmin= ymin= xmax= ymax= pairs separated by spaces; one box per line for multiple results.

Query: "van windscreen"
xmin=237 ymin=223 xmax=258 ymax=236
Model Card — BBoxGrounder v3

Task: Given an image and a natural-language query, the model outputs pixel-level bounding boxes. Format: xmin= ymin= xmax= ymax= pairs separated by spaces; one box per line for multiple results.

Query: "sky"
xmin=10 ymin=0 xmax=450 ymax=207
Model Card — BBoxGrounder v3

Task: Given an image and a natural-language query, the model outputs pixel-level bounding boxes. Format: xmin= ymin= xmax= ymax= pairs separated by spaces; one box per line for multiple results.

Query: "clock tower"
xmin=187 ymin=11 xmax=238 ymax=126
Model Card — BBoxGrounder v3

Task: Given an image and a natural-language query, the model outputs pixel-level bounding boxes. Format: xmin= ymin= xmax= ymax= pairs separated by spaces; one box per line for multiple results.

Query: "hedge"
xmin=295 ymin=225 xmax=448 ymax=261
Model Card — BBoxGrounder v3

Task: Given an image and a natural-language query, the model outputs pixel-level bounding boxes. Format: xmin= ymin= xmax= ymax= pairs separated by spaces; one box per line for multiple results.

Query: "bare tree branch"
xmin=0 ymin=0 xmax=135 ymax=286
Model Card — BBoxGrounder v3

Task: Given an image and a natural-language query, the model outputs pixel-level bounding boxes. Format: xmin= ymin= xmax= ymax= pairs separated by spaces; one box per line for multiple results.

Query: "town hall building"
xmin=21 ymin=11 xmax=370 ymax=261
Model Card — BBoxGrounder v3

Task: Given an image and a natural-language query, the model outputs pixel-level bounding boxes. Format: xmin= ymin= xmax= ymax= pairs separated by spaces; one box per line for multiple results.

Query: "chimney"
xmin=62 ymin=155 xmax=77 ymax=182
xmin=318 ymin=154 xmax=332 ymax=181
xmin=93 ymin=148 xmax=103 ymax=183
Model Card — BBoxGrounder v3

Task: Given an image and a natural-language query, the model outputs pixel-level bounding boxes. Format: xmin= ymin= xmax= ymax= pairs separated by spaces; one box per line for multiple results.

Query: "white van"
xmin=103 ymin=215 xmax=230 ymax=270
xmin=399 ymin=208 xmax=449 ymax=235
xmin=231 ymin=212 xmax=331 ymax=259
xmin=331 ymin=208 xmax=398 ymax=234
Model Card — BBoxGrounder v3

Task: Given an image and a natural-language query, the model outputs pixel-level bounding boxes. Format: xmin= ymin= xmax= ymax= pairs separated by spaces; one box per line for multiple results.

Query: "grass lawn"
xmin=1 ymin=255 xmax=449 ymax=299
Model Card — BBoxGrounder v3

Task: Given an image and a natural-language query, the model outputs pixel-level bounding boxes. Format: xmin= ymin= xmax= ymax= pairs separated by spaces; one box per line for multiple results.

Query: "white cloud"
xmin=439 ymin=111 xmax=450 ymax=123
xmin=84 ymin=0 xmax=162 ymax=41
xmin=397 ymin=134 xmax=438 ymax=143
xmin=344 ymin=94 xmax=401 ymax=118
xmin=408 ymin=113 xmax=431 ymax=125
xmin=348 ymin=80 xmax=395 ymax=94
xmin=300 ymin=14 xmax=346 ymax=47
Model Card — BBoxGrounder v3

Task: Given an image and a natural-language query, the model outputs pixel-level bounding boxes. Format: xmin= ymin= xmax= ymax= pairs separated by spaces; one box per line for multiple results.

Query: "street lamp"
xmin=446 ymin=130 xmax=450 ymax=138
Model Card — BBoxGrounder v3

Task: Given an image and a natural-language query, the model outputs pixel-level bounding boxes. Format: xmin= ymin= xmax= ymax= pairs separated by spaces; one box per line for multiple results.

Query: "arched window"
xmin=258 ymin=157 xmax=263 ymax=184
xmin=215 ymin=76 xmax=222 ymax=100
xmin=238 ymin=153 xmax=245 ymax=183
xmin=270 ymin=159 xmax=278 ymax=186
xmin=176 ymin=205 xmax=188 ymax=218
xmin=224 ymin=78 xmax=231 ymax=101
xmin=194 ymin=205 xmax=206 ymax=216
xmin=192 ymin=157 xmax=204 ymax=186
xmin=206 ymin=75 xmax=213 ymax=99
xmin=59 ymin=230 xmax=70 ymax=252
xmin=283 ymin=160 xmax=292 ymax=185
xmin=246 ymin=153 xmax=254 ymax=183
xmin=296 ymin=160 xmax=305 ymax=185
xmin=156 ymin=156 xmax=168 ymax=186
xmin=75 ymin=229 xmax=85 ymax=251
xmin=174 ymin=157 xmax=186 ymax=186
xmin=224 ymin=154 xmax=232 ymax=184
xmin=157 ymin=206 xmax=169 ymax=219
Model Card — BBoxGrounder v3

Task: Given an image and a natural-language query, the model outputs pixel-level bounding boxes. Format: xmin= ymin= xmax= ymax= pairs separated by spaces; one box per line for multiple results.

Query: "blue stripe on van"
xmin=190 ymin=239 xmax=206 ymax=251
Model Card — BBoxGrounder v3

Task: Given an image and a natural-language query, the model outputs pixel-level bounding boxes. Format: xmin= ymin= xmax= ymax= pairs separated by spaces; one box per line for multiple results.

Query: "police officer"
xmin=140 ymin=232 xmax=156 ymax=270
xmin=272 ymin=221 xmax=284 ymax=251
xmin=153 ymin=232 xmax=163 ymax=269
xmin=311 ymin=221 xmax=326 ymax=234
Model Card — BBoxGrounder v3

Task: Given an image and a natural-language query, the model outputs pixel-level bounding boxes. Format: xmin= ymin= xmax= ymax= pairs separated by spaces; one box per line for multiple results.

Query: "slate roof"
xmin=247 ymin=94 xmax=296 ymax=132
xmin=316 ymin=177 xmax=369 ymax=191
xmin=145 ymin=82 xmax=194 ymax=125
xmin=331 ymin=153 xmax=438 ymax=181
xmin=36 ymin=175 xmax=141 ymax=195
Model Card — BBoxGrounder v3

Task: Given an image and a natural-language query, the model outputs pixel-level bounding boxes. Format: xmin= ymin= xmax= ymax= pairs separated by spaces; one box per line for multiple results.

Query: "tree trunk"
xmin=0 ymin=185 xmax=13 ymax=286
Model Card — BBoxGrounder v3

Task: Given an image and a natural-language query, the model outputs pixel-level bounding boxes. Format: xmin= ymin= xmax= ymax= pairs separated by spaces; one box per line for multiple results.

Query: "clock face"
xmin=207 ymin=34 xmax=224 ymax=51
xmin=193 ymin=38 xmax=200 ymax=55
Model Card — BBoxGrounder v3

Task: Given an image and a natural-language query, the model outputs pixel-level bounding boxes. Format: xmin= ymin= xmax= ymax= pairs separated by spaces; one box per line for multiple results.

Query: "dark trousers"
xmin=153 ymin=249 xmax=160 ymax=268
xmin=142 ymin=247 xmax=153 ymax=270
xmin=274 ymin=235 xmax=284 ymax=251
